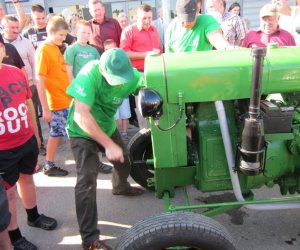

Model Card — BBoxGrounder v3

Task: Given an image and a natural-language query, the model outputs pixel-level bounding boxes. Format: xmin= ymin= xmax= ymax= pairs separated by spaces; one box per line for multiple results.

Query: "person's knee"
xmin=76 ymin=173 xmax=98 ymax=189
xmin=6 ymin=185 xmax=17 ymax=202
xmin=18 ymin=173 xmax=34 ymax=185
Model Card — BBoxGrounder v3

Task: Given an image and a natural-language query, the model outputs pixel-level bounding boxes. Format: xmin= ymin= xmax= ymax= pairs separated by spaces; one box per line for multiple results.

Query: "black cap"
xmin=176 ymin=0 xmax=197 ymax=22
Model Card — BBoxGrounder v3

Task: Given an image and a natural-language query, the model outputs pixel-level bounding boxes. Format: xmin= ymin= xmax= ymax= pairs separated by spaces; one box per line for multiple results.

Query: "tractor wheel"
xmin=128 ymin=128 xmax=154 ymax=190
xmin=115 ymin=211 xmax=236 ymax=250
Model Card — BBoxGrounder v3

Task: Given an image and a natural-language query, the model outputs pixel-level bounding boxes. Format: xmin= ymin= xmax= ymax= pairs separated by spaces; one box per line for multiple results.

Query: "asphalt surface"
xmin=16 ymin=120 xmax=300 ymax=250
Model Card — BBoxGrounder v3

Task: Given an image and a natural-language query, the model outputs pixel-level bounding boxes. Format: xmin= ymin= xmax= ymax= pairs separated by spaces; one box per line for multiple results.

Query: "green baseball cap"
xmin=100 ymin=48 xmax=134 ymax=86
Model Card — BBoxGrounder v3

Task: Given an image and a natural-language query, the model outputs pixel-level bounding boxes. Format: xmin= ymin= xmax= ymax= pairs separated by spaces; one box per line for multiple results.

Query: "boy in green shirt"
xmin=66 ymin=48 xmax=144 ymax=250
xmin=64 ymin=19 xmax=100 ymax=81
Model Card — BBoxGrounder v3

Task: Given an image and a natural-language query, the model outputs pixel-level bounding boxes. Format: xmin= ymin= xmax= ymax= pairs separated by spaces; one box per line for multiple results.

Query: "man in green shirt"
xmin=64 ymin=20 xmax=113 ymax=174
xmin=165 ymin=0 xmax=230 ymax=52
xmin=66 ymin=48 xmax=144 ymax=250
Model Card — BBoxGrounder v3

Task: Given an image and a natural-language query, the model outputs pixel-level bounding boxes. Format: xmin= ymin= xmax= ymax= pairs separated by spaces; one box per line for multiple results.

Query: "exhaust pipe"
xmin=216 ymin=100 xmax=300 ymax=210
xmin=239 ymin=48 xmax=266 ymax=176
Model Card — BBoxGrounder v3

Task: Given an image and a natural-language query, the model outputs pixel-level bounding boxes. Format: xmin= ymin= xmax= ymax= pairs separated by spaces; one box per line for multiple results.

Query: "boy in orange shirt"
xmin=35 ymin=16 xmax=71 ymax=176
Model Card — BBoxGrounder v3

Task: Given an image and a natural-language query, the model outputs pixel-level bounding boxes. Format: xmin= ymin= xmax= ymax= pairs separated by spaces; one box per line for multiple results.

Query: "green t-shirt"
xmin=64 ymin=43 xmax=100 ymax=77
xmin=66 ymin=60 xmax=143 ymax=138
xmin=165 ymin=15 xmax=220 ymax=52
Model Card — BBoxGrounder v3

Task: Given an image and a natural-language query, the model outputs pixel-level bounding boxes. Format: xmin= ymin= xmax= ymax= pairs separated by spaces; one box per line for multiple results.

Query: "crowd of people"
xmin=0 ymin=0 xmax=299 ymax=249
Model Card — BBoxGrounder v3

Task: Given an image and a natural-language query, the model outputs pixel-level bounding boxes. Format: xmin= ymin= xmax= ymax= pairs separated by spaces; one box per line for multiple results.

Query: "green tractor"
xmin=115 ymin=46 xmax=300 ymax=250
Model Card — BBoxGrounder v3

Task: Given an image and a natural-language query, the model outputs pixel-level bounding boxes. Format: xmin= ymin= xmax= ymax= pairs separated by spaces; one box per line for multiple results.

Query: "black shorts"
xmin=0 ymin=176 xmax=10 ymax=232
xmin=0 ymin=136 xmax=38 ymax=189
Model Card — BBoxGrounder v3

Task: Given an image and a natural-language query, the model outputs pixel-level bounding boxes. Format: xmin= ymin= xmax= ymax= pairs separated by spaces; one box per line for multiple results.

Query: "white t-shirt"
xmin=278 ymin=6 xmax=300 ymax=46
xmin=4 ymin=35 xmax=36 ymax=86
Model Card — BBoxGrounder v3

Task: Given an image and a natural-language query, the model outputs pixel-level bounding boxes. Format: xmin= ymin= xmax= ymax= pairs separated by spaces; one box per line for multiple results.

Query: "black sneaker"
xmin=43 ymin=166 xmax=68 ymax=176
xmin=99 ymin=162 xmax=112 ymax=174
xmin=129 ymin=118 xmax=139 ymax=128
xmin=28 ymin=214 xmax=57 ymax=230
xmin=13 ymin=237 xmax=37 ymax=250
xmin=39 ymin=145 xmax=46 ymax=156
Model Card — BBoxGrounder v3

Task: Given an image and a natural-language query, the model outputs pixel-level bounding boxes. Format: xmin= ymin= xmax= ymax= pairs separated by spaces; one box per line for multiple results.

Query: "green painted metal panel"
xmin=196 ymin=102 xmax=237 ymax=192
xmin=145 ymin=55 xmax=188 ymax=168
xmin=145 ymin=47 xmax=300 ymax=104
xmin=154 ymin=167 xmax=196 ymax=198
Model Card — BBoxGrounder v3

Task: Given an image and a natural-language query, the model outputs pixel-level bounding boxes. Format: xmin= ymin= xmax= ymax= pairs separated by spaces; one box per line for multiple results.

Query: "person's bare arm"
xmin=21 ymin=67 xmax=28 ymax=82
xmin=27 ymin=41 xmax=37 ymax=85
xmin=121 ymin=26 xmax=160 ymax=59
xmin=12 ymin=1 xmax=26 ymax=30
xmin=26 ymin=98 xmax=41 ymax=148
xmin=207 ymin=29 xmax=231 ymax=50
xmin=73 ymin=100 xmax=124 ymax=163
xmin=36 ymin=74 xmax=51 ymax=123
xmin=66 ymin=65 xmax=74 ymax=83
xmin=126 ymin=50 xmax=159 ymax=60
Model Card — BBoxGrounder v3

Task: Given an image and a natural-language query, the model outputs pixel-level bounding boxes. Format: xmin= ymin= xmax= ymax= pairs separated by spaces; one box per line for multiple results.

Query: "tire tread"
xmin=115 ymin=212 xmax=236 ymax=250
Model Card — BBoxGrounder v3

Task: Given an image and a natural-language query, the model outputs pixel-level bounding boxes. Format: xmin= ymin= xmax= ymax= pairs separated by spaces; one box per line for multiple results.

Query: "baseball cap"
xmin=260 ymin=4 xmax=278 ymax=18
xmin=176 ymin=0 xmax=197 ymax=22
xmin=100 ymin=48 xmax=134 ymax=86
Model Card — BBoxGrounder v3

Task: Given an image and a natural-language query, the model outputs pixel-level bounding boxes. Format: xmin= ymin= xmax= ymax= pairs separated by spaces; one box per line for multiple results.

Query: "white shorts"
xmin=115 ymin=97 xmax=131 ymax=120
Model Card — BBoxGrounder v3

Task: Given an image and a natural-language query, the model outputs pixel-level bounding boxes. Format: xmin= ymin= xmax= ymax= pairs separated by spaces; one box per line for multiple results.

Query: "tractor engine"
xmin=139 ymin=46 xmax=300 ymax=199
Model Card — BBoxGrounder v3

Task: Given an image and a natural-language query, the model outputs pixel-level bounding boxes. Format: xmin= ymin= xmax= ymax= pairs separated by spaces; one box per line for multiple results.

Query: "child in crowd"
xmin=104 ymin=39 xmax=131 ymax=143
xmin=64 ymin=19 xmax=100 ymax=81
xmin=0 ymin=39 xmax=57 ymax=250
xmin=35 ymin=16 xmax=71 ymax=176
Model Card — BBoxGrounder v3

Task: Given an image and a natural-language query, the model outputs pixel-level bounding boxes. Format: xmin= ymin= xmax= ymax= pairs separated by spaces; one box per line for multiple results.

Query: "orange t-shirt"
xmin=35 ymin=43 xmax=71 ymax=110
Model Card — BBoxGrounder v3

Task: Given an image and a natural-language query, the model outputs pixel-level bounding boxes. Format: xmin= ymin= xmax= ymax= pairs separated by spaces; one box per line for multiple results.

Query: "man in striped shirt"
xmin=206 ymin=0 xmax=248 ymax=46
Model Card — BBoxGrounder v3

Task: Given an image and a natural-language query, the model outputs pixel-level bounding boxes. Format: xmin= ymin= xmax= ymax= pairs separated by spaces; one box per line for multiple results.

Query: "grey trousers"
xmin=70 ymin=130 xmax=131 ymax=243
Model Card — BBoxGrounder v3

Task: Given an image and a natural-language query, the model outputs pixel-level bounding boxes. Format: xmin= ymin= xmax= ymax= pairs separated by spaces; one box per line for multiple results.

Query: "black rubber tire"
xmin=129 ymin=128 xmax=154 ymax=190
xmin=115 ymin=211 xmax=236 ymax=250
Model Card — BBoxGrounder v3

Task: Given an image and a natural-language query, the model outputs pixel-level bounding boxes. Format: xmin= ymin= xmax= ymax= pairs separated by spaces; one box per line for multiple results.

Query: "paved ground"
xmin=16 ymin=120 xmax=300 ymax=250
